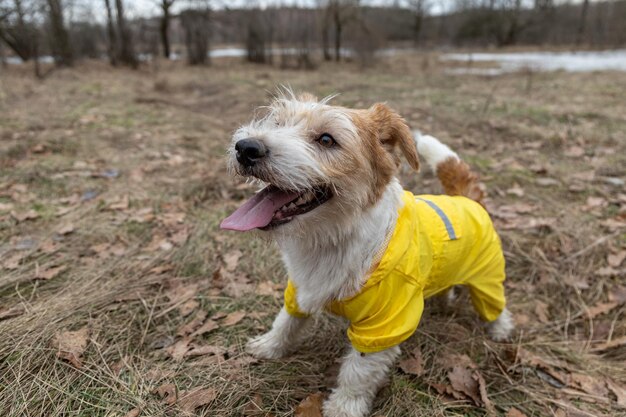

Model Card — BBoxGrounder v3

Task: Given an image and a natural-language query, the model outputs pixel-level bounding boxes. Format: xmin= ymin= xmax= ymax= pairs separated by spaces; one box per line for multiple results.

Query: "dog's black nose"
xmin=235 ymin=138 xmax=267 ymax=167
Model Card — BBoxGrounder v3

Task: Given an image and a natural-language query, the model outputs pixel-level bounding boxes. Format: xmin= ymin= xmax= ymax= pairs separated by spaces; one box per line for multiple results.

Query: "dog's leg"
xmin=323 ymin=346 xmax=400 ymax=417
xmin=246 ymin=307 xmax=309 ymax=359
xmin=487 ymin=308 xmax=514 ymax=342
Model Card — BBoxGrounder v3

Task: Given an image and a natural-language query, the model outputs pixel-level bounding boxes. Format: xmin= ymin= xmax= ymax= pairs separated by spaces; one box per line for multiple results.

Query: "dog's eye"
xmin=317 ymin=133 xmax=336 ymax=148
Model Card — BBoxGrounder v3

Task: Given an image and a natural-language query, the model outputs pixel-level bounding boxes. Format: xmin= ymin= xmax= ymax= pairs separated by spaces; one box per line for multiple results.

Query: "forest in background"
xmin=1 ymin=0 xmax=626 ymax=74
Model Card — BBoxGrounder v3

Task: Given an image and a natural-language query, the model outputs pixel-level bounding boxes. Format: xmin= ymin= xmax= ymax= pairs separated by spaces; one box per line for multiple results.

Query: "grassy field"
xmin=1 ymin=55 xmax=625 ymax=417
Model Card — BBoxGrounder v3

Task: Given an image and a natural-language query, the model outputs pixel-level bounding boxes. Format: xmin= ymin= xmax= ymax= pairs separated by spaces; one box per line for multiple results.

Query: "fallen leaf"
xmin=535 ymin=177 xmax=561 ymax=187
xmin=591 ymin=335 xmax=626 ymax=352
xmin=11 ymin=209 xmax=39 ymax=222
xmin=294 ymin=392 xmax=324 ymax=417
xmin=122 ymin=407 xmax=141 ymax=417
xmin=53 ymin=326 xmax=90 ymax=368
xmin=608 ymin=250 xmax=626 ymax=268
xmin=177 ymin=387 xmax=217 ymax=413
xmin=0 ymin=305 xmax=25 ymax=321
xmin=569 ymin=373 xmax=609 ymax=398
xmin=2 ymin=252 xmax=27 ymax=270
xmin=586 ymin=299 xmax=621 ymax=319
xmin=108 ymin=194 xmax=129 ymax=211
xmin=448 ymin=365 xmax=481 ymax=405
xmin=399 ymin=346 xmax=424 ymax=376
xmin=176 ymin=310 xmax=208 ymax=337
xmin=564 ymin=146 xmax=585 ymax=158
xmin=190 ymin=319 xmax=219 ymax=337
xmin=606 ymin=379 xmax=626 ymax=408
xmin=166 ymin=338 xmax=192 ymax=361
xmin=506 ymin=407 xmax=528 ymax=417
xmin=243 ymin=393 xmax=264 ymax=416
xmin=153 ymin=383 xmax=177 ymax=405
xmin=222 ymin=311 xmax=246 ymax=326
xmin=56 ymin=223 xmax=75 ymax=235
xmin=534 ymin=300 xmax=550 ymax=323
xmin=35 ymin=265 xmax=67 ymax=280
xmin=257 ymin=280 xmax=282 ymax=297
xmin=223 ymin=250 xmax=242 ymax=272
xmin=506 ymin=184 xmax=525 ymax=197
xmin=179 ymin=299 xmax=199 ymax=317
xmin=0 ymin=202 xmax=14 ymax=211
xmin=185 ymin=344 xmax=224 ymax=358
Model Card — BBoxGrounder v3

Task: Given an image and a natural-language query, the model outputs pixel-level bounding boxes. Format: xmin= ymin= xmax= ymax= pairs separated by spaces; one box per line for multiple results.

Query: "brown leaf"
xmin=506 ymin=184 xmax=525 ymax=197
xmin=179 ymin=299 xmax=199 ymax=317
xmin=222 ymin=310 xmax=246 ymax=326
xmin=108 ymin=194 xmax=129 ymax=211
xmin=0 ymin=305 xmax=25 ymax=321
xmin=399 ymin=346 xmax=424 ymax=376
xmin=184 ymin=344 xmax=224 ymax=358
xmin=166 ymin=338 xmax=192 ymax=361
xmin=474 ymin=371 xmax=496 ymax=416
xmin=56 ymin=223 xmax=75 ymax=235
xmin=534 ymin=300 xmax=550 ymax=323
xmin=190 ymin=319 xmax=219 ymax=337
xmin=244 ymin=393 xmax=264 ymax=416
xmin=569 ymin=373 xmax=609 ymax=398
xmin=2 ymin=252 xmax=27 ymax=270
xmin=35 ymin=265 xmax=67 ymax=280
xmin=178 ymin=387 xmax=217 ymax=413
xmin=11 ymin=209 xmax=39 ymax=222
xmin=223 ymin=250 xmax=242 ymax=272
xmin=591 ymin=335 xmax=626 ymax=352
xmin=506 ymin=408 xmax=528 ymax=417
xmin=606 ymin=379 xmax=626 ymax=408
xmin=153 ymin=383 xmax=177 ymax=405
xmin=608 ymin=250 xmax=626 ymax=268
xmin=53 ymin=326 xmax=89 ymax=368
xmin=176 ymin=310 xmax=208 ymax=337
xmin=257 ymin=280 xmax=281 ymax=297
xmin=564 ymin=146 xmax=585 ymax=158
xmin=448 ymin=365 xmax=481 ymax=405
xmin=586 ymin=301 xmax=619 ymax=319
xmin=294 ymin=392 xmax=324 ymax=417
xmin=0 ymin=202 xmax=14 ymax=211
xmin=123 ymin=407 xmax=141 ymax=417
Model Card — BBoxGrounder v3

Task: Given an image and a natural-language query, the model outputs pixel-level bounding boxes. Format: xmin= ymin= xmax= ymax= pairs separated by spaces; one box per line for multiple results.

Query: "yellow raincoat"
xmin=284 ymin=191 xmax=507 ymax=353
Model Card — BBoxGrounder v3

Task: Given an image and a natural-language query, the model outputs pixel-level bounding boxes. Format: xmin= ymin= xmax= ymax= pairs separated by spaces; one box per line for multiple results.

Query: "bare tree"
xmin=46 ymin=0 xmax=72 ymax=66
xmin=157 ymin=0 xmax=174 ymax=58
xmin=0 ymin=0 xmax=37 ymax=61
xmin=324 ymin=0 xmax=359 ymax=61
xmin=408 ymin=0 xmax=430 ymax=45
xmin=103 ymin=0 xmax=117 ymax=65
xmin=180 ymin=8 xmax=210 ymax=65
xmin=114 ymin=0 xmax=137 ymax=67
xmin=576 ymin=0 xmax=589 ymax=45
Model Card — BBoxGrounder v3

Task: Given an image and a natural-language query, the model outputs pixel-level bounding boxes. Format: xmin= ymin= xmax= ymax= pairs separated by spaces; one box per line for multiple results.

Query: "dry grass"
xmin=1 ymin=55 xmax=625 ymax=417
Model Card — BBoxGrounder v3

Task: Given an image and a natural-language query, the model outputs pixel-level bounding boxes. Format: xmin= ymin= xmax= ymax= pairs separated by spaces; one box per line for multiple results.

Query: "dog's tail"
xmin=415 ymin=132 xmax=484 ymax=205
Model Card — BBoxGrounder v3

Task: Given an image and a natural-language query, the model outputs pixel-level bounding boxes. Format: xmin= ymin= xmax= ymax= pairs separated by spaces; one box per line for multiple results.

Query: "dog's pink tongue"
xmin=220 ymin=186 xmax=298 ymax=231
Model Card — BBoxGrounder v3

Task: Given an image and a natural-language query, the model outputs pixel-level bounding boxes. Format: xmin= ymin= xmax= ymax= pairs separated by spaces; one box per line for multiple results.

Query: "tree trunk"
xmin=576 ymin=0 xmax=589 ymax=45
xmin=160 ymin=1 xmax=171 ymax=59
xmin=321 ymin=8 xmax=331 ymax=61
xmin=114 ymin=0 xmax=137 ymax=67
xmin=46 ymin=0 xmax=73 ymax=66
xmin=334 ymin=14 xmax=342 ymax=62
xmin=103 ymin=0 xmax=118 ymax=65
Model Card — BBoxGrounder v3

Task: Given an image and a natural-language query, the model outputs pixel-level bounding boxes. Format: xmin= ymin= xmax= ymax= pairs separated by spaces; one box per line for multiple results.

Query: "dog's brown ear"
xmin=369 ymin=103 xmax=420 ymax=171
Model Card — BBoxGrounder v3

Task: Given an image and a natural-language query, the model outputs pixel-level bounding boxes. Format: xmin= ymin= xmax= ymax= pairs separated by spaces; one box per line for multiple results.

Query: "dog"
xmin=221 ymin=90 xmax=514 ymax=417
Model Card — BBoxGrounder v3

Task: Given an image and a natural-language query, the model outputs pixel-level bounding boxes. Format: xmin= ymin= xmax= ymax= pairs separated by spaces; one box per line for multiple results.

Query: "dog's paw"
xmin=487 ymin=308 xmax=515 ymax=342
xmin=246 ymin=331 xmax=288 ymax=359
xmin=323 ymin=392 xmax=370 ymax=417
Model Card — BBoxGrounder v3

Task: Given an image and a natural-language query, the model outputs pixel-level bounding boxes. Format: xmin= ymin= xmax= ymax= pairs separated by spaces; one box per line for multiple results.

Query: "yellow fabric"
xmin=284 ymin=191 xmax=507 ymax=353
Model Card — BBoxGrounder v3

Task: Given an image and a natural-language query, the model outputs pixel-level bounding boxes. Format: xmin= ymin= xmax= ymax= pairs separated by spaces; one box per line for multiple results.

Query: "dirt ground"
xmin=1 ymin=55 xmax=625 ymax=417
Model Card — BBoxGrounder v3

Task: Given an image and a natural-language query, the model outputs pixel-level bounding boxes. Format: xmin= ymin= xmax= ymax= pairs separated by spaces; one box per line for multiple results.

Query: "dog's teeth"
xmin=288 ymin=203 xmax=296 ymax=209
xmin=295 ymin=197 xmax=305 ymax=205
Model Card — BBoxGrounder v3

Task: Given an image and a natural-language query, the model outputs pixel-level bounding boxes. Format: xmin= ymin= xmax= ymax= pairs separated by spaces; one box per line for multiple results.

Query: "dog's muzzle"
xmin=235 ymin=138 xmax=267 ymax=167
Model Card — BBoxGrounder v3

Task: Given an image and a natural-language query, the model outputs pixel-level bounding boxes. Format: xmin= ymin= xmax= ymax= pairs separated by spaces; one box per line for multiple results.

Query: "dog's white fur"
xmin=230 ymin=92 xmax=512 ymax=417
